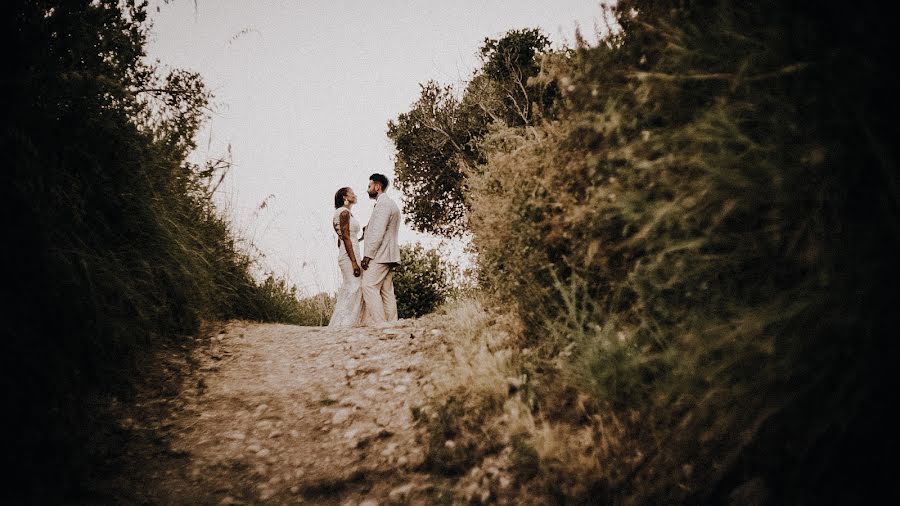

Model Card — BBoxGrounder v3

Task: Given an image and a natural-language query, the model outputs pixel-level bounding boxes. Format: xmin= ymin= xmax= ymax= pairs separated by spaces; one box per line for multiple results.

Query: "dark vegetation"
xmin=391 ymin=1 xmax=898 ymax=503
xmin=393 ymin=243 xmax=457 ymax=318
xmin=2 ymin=1 xmax=318 ymax=501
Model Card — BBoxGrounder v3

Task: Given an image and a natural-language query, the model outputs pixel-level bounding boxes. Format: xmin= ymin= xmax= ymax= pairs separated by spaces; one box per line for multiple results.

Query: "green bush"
xmin=390 ymin=1 xmax=897 ymax=502
xmin=392 ymin=243 xmax=456 ymax=318
xmin=3 ymin=1 xmax=324 ymax=500
xmin=246 ymin=275 xmax=336 ymax=326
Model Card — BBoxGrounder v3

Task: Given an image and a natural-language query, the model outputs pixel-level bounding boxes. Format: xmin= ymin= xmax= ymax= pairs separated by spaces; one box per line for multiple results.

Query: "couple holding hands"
xmin=327 ymin=173 xmax=401 ymax=328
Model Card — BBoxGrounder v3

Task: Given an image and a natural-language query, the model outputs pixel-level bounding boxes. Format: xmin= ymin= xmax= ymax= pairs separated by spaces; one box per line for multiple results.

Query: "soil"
xmin=82 ymin=317 xmax=453 ymax=505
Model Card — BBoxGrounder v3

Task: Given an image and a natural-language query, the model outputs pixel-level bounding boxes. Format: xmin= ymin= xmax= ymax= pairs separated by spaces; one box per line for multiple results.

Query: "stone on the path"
xmin=218 ymin=496 xmax=244 ymax=506
xmin=380 ymin=442 xmax=398 ymax=456
xmin=332 ymin=408 xmax=353 ymax=424
xmin=388 ymin=483 xmax=415 ymax=501
xmin=375 ymin=413 xmax=391 ymax=427
xmin=392 ymin=385 xmax=407 ymax=394
xmin=359 ymin=499 xmax=379 ymax=506
xmin=224 ymin=431 xmax=246 ymax=441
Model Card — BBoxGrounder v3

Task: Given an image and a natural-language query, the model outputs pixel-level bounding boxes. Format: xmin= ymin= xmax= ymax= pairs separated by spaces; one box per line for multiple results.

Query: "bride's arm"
xmin=339 ymin=210 xmax=361 ymax=275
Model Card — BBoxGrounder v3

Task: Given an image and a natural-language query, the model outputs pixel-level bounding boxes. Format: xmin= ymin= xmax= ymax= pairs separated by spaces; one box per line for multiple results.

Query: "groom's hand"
xmin=361 ymin=257 xmax=371 ymax=270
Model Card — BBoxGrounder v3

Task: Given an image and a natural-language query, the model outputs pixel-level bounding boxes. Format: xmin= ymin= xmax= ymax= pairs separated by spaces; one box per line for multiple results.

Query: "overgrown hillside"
xmin=391 ymin=1 xmax=898 ymax=503
xmin=2 ymin=1 xmax=313 ymax=501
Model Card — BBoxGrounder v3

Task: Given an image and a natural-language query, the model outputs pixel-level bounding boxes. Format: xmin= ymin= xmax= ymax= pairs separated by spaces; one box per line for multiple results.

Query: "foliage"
xmin=391 ymin=0 xmax=897 ymax=503
xmin=248 ymin=276 xmax=336 ymax=326
xmin=392 ymin=243 xmax=456 ymax=318
xmin=2 ymin=1 xmax=316 ymax=500
xmin=387 ymin=28 xmax=556 ymax=237
xmin=387 ymin=82 xmax=479 ymax=237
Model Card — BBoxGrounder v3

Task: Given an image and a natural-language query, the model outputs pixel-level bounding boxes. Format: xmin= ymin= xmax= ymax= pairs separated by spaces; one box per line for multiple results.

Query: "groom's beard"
xmin=367 ymin=191 xmax=377 ymax=199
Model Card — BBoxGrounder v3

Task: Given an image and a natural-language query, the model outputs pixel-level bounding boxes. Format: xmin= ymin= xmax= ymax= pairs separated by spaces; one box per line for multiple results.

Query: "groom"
xmin=361 ymin=173 xmax=400 ymax=324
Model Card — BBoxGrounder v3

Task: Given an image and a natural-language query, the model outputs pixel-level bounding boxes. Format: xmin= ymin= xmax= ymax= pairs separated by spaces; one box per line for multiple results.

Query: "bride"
xmin=328 ymin=187 xmax=365 ymax=327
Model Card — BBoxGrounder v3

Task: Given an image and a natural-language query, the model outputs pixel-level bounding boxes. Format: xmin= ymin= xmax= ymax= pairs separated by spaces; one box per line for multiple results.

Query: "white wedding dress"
xmin=328 ymin=207 xmax=365 ymax=327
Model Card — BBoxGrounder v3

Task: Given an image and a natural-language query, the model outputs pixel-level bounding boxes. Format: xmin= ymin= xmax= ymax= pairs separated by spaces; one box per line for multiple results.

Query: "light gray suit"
xmin=362 ymin=193 xmax=401 ymax=323
xmin=363 ymin=193 xmax=401 ymax=263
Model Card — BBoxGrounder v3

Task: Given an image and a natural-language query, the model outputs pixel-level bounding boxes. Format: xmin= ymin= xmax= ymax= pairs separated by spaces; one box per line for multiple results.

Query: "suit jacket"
xmin=364 ymin=193 xmax=401 ymax=264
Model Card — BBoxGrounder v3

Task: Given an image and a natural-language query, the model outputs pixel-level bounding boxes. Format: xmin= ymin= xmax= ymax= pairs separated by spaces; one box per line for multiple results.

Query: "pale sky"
xmin=146 ymin=0 xmax=604 ymax=295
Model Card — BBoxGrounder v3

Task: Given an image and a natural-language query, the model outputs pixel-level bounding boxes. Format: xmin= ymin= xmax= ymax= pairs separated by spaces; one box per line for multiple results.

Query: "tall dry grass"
xmin=406 ymin=1 xmax=897 ymax=503
xmin=3 ymin=2 xmax=333 ymax=501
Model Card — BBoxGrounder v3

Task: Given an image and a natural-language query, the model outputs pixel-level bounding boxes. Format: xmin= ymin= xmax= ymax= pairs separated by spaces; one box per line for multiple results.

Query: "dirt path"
xmin=105 ymin=318 xmax=451 ymax=505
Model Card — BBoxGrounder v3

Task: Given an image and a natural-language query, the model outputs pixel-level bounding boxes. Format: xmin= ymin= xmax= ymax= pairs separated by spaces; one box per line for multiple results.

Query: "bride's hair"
xmin=334 ymin=187 xmax=351 ymax=209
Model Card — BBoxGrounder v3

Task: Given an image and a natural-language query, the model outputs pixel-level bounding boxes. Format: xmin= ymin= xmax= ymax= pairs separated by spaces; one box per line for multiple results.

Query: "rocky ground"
xmin=84 ymin=317 xmax=472 ymax=505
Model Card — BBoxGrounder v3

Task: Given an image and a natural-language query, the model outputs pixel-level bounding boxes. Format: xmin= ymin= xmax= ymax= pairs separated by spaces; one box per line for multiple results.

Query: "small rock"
xmin=397 ymin=455 xmax=409 ymax=467
xmin=218 ymin=497 xmax=244 ymax=506
xmin=290 ymin=430 xmax=300 ymax=438
xmin=430 ymin=329 xmax=443 ymax=337
xmin=388 ymin=483 xmax=415 ymax=501
xmin=444 ymin=440 xmax=456 ymax=449
xmin=463 ymin=482 xmax=479 ymax=501
xmin=359 ymin=500 xmax=379 ymax=506
xmin=224 ymin=431 xmax=246 ymax=441
xmin=269 ymin=430 xmax=282 ymax=438
xmin=246 ymin=444 xmax=262 ymax=453
xmin=499 ymin=476 xmax=512 ymax=489
xmin=393 ymin=385 xmax=407 ymax=394
xmin=256 ymin=448 xmax=271 ymax=458
xmin=332 ymin=408 xmax=352 ymax=424
xmin=290 ymin=486 xmax=300 ymax=494
xmin=340 ymin=397 xmax=361 ymax=407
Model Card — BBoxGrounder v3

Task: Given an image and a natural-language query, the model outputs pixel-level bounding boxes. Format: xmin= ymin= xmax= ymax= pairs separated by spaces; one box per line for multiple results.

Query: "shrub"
xmin=392 ymin=243 xmax=456 ymax=318
xmin=391 ymin=1 xmax=898 ymax=503
xmin=3 ymin=1 xmax=326 ymax=500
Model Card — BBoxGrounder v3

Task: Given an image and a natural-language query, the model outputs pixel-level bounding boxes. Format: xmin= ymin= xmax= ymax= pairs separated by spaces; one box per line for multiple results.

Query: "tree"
xmin=392 ymin=244 xmax=455 ymax=318
xmin=387 ymin=29 xmax=556 ymax=238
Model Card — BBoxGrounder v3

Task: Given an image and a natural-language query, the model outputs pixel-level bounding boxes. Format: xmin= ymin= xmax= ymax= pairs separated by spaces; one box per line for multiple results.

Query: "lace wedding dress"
xmin=328 ymin=207 xmax=365 ymax=327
